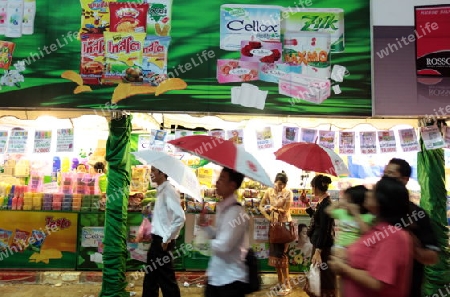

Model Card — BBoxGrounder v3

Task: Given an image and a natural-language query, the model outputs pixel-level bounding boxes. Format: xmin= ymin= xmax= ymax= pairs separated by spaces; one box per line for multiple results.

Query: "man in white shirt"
xmin=142 ymin=166 xmax=186 ymax=297
xmin=199 ymin=167 xmax=249 ymax=297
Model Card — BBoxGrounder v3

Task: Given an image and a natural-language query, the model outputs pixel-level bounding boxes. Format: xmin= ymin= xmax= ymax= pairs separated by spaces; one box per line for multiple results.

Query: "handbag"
xmin=269 ymin=212 xmax=296 ymax=244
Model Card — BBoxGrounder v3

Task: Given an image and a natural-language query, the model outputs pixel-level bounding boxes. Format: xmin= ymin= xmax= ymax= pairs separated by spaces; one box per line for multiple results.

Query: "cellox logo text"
xmin=226 ymin=20 xmax=278 ymax=33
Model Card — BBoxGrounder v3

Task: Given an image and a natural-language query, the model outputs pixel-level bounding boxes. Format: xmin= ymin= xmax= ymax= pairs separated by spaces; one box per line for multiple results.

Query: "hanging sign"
xmin=256 ymin=127 xmax=274 ymax=150
xmin=34 ymin=131 xmax=52 ymax=153
xmin=282 ymin=126 xmax=299 ymax=146
xmin=398 ymin=128 xmax=420 ymax=152
xmin=318 ymin=131 xmax=336 ymax=150
xmin=420 ymin=125 xmax=445 ymax=150
xmin=56 ymin=129 xmax=74 ymax=153
xmin=0 ymin=131 xmax=8 ymax=153
xmin=339 ymin=131 xmax=355 ymax=154
xmin=377 ymin=130 xmax=397 ymax=153
xmin=300 ymin=128 xmax=317 ymax=143
xmin=359 ymin=131 xmax=377 ymax=154
xmin=7 ymin=128 xmax=28 ymax=153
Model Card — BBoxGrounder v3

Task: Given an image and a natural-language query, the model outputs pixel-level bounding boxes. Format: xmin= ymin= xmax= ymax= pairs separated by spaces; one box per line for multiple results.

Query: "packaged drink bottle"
xmin=52 ymin=156 xmax=61 ymax=182
xmin=72 ymin=158 xmax=79 ymax=171
xmin=61 ymin=157 xmax=70 ymax=173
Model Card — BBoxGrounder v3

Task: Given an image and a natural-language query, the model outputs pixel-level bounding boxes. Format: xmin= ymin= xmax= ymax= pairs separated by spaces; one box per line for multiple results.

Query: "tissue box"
xmin=279 ymin=73 xmax=331 ymax=104
xmin=283 ymin=31 xmax=331 ymax=79
xmin=217 ymin=59 xmax=259 ymax=83
xmin=281 ymin=8 xmax=345 ymax=53
xmin=259 ymin=63 xmax=302 ymax=83
xmin=240 ymin=40 xmax=282 ymax=63
xmin=220 ymin=4 xmax=282 ymax=51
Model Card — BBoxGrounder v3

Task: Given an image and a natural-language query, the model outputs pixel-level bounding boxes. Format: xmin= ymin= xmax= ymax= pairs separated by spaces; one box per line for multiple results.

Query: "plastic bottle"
xmin=0 ymin=0 xmax=8 ymax=35
xmin=61 ymin=157 xmax=70 ymax=173
xmin=7 ymin=185 xmax=14 ymax=209
xmin=52 ymin=156 xmax=61 ymax=182
xmin=5 ymin=0 xmax=24 ymax=38
xmin=21 ymin=0 xmax=34 ymax=34
xmin=72 ymin=158 xmax=79 ymax=171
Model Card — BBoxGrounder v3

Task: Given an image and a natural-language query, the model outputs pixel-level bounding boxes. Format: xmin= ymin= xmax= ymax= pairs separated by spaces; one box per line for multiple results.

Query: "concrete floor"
xmin=0 ymin=283 xmax=309 ymax=297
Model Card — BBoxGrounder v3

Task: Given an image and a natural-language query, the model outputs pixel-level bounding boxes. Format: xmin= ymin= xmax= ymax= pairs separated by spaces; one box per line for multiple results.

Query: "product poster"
xmin=300 ymin=128 xmax=317 ymax=143
xmin=420 ymin=125 xmax=445 ymax=150
xmin=415 ymin=5 xmax=450 ymax=77
xmin=77 ymin=213 xmax=185 ymax=271
xmin=138 ymin=134 xmax=152 ymax=151
xmin=253 ymin=218 xmax=269 ymax=241
xmin=175 ymin=130 xmax=193 ymax=139
xmin=398 ymin=128 xmax=421 ymax=152
xmin=318 ymin=130 xmax=335 ymax=150
xmin=33 ymin=130 xmax=52 ymax=153
xmin=339 ymin=131 xmax=355 ymax=154
xmin=0 ymin=211 xmax=78 ymax=269
xmin=208 ymin=130 xmax=226 ymax=139
xmin=0 ymin=0 xmax=371 ymax=117
xmin=227 ymin=129 xmax=244 ymax=145
xmin=256 ymin=127 xmax=274 ymax=150
xmin=377 ymin=130 xmax=397 ymax=153
xmin=282 ymin=126 xmax=299 ymax=146
xmin=0 ymin=131 xmax=8 ymax=153
xmin=444 ymin=127 xmax=450 ymax=149
xmin=56 ymin=128 xmax=74 ymax=153
xmin=6 ymin=128 xmax=28 ymax=153
xmin=359 ymin=131 xmax=377 ymax=154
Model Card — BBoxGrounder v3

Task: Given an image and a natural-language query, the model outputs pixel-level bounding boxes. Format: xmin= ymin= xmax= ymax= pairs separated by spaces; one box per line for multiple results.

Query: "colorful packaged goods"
xmin=29 ymin=230 xmax=46 ymax=252
xmin=0 ymin=41 xmax=15 ymax=69
xmin=281 ymin=8 xmax=345 ymax=53
xmin=145 ymin=0 xmax=172 ymax=36
xmin=10 ymin=229 xmax=30 ymax=252
xmin=217 ymin=59 xmax=259 ymax=83
xmin=109 ymin=2 xmax=149 ymax=33
xmin=103 ymin=32 xmax=146 ymax=84
xmin=220 ymin=4 xmax=282 ymax=51
xmin=142 ymin=35 xmax=170 ymax=86
xmin=240 ymin=40 xmax=282 ymax=63
xmin=0 ymin=229 xmax=12 ymax=251
xmin=80 ymin=0 xmax=115 ymax=35
xmin=80 ymin=34 xmax=104 ymax=85
xmin=258 ymin=62 xmax=302 ymax=83
xmin=283 ymin=31 xmax=331 ymax=79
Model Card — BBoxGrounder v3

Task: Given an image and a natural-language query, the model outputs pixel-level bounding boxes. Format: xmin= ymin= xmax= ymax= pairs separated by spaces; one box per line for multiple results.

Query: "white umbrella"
xmin=132 ymin=150 xmax=202 ymax=201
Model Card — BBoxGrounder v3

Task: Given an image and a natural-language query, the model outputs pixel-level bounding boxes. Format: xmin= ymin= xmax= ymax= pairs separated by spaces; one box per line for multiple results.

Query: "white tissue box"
xmin=279 ymin=73 xmax=331 ymax=104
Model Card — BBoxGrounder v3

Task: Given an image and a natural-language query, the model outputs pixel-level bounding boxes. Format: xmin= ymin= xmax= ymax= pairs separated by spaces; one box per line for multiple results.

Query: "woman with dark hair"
xmin=259 ymin=171 xmax=293 ymax=296
xmin=302 ymin=174 xmax=336 ymax=297
xmin=328 ymin=177 xmax=413 ymax=297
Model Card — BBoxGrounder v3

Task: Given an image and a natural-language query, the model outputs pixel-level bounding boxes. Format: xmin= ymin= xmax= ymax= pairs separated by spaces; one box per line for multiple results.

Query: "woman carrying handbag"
xmin=259 ymin=171 xmax=294 ymax=296
xmin=302 ymin=175 xmax=336 ymax=297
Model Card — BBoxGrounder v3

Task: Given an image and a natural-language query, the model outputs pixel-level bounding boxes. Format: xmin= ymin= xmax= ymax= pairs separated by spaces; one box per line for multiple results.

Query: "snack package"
xmin=80 ymin=34 xmax=105 ymax=85
xmin=29 ymin=230 xmax=46 ymax=252
xmin=145 ymin=0 xmax=172 ymax=36
xmin=103 ymin=32 xmax=146 ymax=84
xmin=142 ymin=36 xmax=171 ymax=86
xmin=0 ymin=229 xmax=13 ymax=251
xmin=186 ymin=201 xmax=196 ymax=213
xmin=79 ymin=0 xmax=114 ymax=36
xmin=217 ymin=59 xmax=259 ymax=83
xmin=0 ymin=41 xmax=15 ymax=70
xmin=203 ymin=202 xmax=216 ymax=214
xmin=10 ymin=229 xmax=30 ymax=252
xmin=109 ymin=2 xmax=149 ymax=33
xmin=240 ymin=40 xmax=282 ymax=63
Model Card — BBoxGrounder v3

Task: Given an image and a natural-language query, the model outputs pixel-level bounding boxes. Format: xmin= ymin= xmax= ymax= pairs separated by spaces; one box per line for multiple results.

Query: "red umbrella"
xmin=274 ymin=142 xmax=349 ymax=177
xmin=168 ymin=135 xmax=272 ymax=186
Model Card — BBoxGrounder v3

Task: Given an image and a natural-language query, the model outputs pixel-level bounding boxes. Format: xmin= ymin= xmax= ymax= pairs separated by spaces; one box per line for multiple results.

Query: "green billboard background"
xmin=0 ymin=0 xmax=371 ymax=116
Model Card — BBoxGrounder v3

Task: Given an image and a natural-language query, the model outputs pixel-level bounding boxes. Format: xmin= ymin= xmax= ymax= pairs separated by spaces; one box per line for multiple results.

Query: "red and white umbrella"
xmin=168 ymin=135 xmax=272 ymax=186
xmin=274 ymin=142 xmax=349 ymax=177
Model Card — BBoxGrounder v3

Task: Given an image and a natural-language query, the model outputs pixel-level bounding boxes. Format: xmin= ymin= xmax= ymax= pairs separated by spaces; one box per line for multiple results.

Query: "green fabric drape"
xmin=417 ymin=138 xmax=450 ymax=297
xmin=99 ymin=115 xmax=132 ymax=297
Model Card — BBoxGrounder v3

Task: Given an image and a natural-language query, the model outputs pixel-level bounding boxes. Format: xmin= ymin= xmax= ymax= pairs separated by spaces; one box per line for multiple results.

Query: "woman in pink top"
xmin=329 ymin=176 xmax=413 ymax=297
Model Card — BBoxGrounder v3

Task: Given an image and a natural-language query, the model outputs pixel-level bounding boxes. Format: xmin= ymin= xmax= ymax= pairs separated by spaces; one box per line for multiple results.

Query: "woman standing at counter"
xmin=259 ymin=171 xmax=293 ymax=296
xmin=303 ymin=174 xmax=336 ymax=297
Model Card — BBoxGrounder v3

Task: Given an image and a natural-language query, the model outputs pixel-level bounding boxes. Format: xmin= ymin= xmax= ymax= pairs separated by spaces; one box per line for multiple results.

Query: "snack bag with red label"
xmin=80 ymin=34 xmax=104 ymax=85
xmin=109 ymin=2 xmax=148 ymax=33
xmin=0 ymin=41 xmax=15 ymax=70
xmin=79 ymin=0 xmax=114 ymax=36
xmin=103 ymin=32 xmax=145 ymax=84
xmin=10 ymin=229 xmax=30 ymax=252
xmin=142 ymin=36 xmax=171 ymax=86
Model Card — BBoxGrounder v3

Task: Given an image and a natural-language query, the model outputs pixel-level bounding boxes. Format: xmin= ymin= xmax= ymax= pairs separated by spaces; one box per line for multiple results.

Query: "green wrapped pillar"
xmin=100 ymin=114 xmax=132 ymax=297
xmin=417 ymin=134 xmax=450 ymax=297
